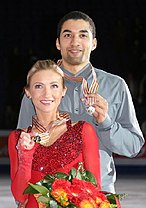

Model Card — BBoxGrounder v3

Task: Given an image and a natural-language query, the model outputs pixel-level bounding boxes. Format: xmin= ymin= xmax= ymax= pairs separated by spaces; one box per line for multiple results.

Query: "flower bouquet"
xmin=24 ymin=162 xmax=126 ymax=208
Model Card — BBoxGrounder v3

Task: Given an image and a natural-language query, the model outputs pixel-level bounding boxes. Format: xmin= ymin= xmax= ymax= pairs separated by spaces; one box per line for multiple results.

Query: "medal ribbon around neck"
xmin=57 ymin=59 xmax=99 ymax=114
xmin=58 ymin=59 xmax=99 ymax=94
xmin=82 ymin=66 xmax=98 ymax=95
xmin=32 ymin=112 xmax=70 ymax=146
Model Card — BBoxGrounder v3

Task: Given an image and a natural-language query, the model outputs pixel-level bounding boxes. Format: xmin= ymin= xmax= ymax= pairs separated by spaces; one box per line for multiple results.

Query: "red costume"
xmin=8 ymin=120 xmax=101 ymax=208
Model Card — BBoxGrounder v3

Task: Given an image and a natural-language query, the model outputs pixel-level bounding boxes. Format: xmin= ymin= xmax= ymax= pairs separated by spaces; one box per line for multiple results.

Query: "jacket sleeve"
xmin=95 ymin=79 xmax=145 ymax=157
xmin=8 ymin=130 xmax=35 ymax=203
xmin=82 ymin=122 xmax=101 ymax=190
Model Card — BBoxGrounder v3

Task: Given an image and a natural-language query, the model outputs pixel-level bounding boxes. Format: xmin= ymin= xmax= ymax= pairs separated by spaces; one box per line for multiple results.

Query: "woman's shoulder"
xmin=67 ymin=120 xmax=85 ymax=132
xmin=82 ymin=121 xmax=95 ymax=129
xmin=71 ymin=121 xmax=94 ymax=130
xmin=77 ymin=121 xmax=96 ymax=134
xmin=71 ymin=120 xmax=85 ymax=126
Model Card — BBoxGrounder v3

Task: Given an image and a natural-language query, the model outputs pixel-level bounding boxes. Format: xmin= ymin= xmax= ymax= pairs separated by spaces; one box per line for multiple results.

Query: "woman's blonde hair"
xmin=25 ymin=59 xmax=65 ymax=89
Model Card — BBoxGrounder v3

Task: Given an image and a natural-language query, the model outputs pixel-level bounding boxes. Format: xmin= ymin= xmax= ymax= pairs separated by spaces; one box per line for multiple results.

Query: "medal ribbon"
xmin=32 ymin=112 xmax=70 ymax=133
xmin=32 ymin=112 xmax=70 ymax=145
xmin=82 ymin=66 xmax=99 ymax=96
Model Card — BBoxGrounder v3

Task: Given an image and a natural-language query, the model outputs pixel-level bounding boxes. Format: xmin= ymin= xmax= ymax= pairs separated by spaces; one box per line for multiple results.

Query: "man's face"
xmin=56 ymin=19 xmax=97 ymax=70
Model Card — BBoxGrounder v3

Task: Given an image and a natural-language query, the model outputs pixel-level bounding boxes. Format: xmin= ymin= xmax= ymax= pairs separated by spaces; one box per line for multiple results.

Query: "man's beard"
xmin=65 ymin=54 xmax=83 ymax=65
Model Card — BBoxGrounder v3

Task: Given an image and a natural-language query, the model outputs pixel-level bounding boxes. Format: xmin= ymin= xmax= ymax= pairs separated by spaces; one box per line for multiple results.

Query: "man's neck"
xmin=62 ymin=61 xmax=89 ymax=75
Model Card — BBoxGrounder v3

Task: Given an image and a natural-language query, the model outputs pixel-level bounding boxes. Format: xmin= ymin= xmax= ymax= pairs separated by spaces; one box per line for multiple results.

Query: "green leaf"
xmin=36 ymin=180 xmax=44 ymax=186
xmin=110 ymin=204 xmax=118 ymax=208
xmin=106 ymin=193 xmax=127 ymax=205
xmin=44 ymin=174 xmax=56 ymax=181
xmin=55 ymin=172 xmax=68 ymax=179
xmin=107 ymin=194 xmax=117 ymax=204
xmin=69 ymin=202 xmax=78 ymax=208
xmin=24 ymin=185 xmax=39 ymax=194
xmin=37 ymin=195 xmax=50 ymax=204
xmin=24 ymin=183 xmax=49 ymax=195
xmin=81 ymin=170 xmax=97 ymax=186
xmin=42 ymin=179 xmax=55 ymax=189
xmin=69 ymin=167 xmax=77 ymax=178
xmin=117 ymin=193 xmax=128 ymax=200
xmin=75 ymin=171 xmax=82 ymax=180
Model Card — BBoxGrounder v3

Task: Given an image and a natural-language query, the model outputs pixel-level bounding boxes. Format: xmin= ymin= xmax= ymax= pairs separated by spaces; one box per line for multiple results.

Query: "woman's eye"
xmin=34 ymin=84 xmax=42 ymax=89
xmin=51 ymin=84 xmax=59 ymax=88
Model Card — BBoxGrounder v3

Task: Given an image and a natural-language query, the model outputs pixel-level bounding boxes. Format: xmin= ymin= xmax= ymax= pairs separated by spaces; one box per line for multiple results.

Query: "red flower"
xmin=52 ymin=178 xmax=71 ymax=189
xmin=51 ymin=179 xmax=73 ymax=206
xmin=71 ymin=178 xmax=98 ymax=194
xmin=67 ymin=178 xmax=109 ymax=207
xmin=52 ymin=179 xmax=73 ymax=196
xmin=25 ymin=163 xmax=124 ymax=207
xmin=94 ymin=192 xmax=107 ymax=202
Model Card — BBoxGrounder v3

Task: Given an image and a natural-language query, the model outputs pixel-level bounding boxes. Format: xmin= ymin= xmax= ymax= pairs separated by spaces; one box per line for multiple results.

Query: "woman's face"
xmin=26 ymin=70 xmax=66 ymax=114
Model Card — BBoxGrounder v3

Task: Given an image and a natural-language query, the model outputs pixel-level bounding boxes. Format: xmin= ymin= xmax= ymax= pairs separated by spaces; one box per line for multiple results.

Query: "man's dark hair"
xmin=57 ymin=11 xmax=96 ymax=39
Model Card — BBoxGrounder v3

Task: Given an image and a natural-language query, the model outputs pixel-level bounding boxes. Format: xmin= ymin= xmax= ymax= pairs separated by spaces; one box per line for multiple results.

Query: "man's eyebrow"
xmin=62 ymin=29 xmax=71 ymax=33
xmin=80 ymin=30 xmax=89 ymax=33
xmin=62 ymin=29 xmax=89 ymax=33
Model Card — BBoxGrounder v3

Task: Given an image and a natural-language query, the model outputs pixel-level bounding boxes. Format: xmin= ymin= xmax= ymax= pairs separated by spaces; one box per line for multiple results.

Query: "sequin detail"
xmin=32 ymin=121 xmax=84 ymax=175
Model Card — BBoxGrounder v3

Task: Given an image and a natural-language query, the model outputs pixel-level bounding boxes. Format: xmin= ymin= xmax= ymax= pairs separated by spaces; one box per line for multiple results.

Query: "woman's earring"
xmin=62 ymin=96 xmax=64 ymax=98
xmin=27 ymin=95 xmax=31 ymax=99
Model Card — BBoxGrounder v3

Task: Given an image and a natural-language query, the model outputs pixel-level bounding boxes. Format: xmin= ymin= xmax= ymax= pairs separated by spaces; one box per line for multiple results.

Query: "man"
xmin=17 ymin=11 xmax=144 ymax=193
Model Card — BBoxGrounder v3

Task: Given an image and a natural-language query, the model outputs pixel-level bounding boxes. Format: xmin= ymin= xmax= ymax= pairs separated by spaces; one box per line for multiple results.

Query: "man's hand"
xmin=82 ymin=93 xmax=108 ymax=123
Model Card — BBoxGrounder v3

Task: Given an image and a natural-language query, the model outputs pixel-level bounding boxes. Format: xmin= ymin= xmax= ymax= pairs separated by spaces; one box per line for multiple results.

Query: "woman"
xmin=8 ymin=59 xmax=101 ymax=208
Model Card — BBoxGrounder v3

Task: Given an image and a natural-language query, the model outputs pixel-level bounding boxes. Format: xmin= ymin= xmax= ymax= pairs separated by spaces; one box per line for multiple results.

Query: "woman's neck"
xmin=32 ymin=112 xmax=70 ymax=138
xmin=35 ymin=112 xmax=59 ymax=128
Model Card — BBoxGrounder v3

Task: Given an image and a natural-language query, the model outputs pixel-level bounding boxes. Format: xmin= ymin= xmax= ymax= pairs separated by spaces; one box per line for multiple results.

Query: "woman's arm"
xmin=8 ymin=130 xmax=34 ymax=203
xmin=82 ymin=122 xmax=101 ymax=190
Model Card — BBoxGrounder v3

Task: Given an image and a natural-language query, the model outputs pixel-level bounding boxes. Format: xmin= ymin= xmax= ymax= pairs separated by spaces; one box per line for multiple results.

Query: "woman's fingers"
xmin=18 ymin=132 xmax=35 ymax=150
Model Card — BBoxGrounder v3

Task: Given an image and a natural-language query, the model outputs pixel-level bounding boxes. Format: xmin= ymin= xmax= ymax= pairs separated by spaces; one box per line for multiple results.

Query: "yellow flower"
xmin=51 ymin=188 xmax=69 ymax=207
xmin=95 ymin=197 xmax=103 ymax=205
xmin=80 ymin=198 xmax=96 ymax=208
xmin=99 ymin=200 xmax=112 ymax=208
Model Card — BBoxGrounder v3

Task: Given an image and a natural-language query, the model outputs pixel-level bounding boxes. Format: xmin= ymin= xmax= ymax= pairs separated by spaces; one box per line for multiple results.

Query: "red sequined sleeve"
xmin=8 ymin=130 xmax=34 ymax=203
xmin=82 ymin=122 xmax=101 ymax=190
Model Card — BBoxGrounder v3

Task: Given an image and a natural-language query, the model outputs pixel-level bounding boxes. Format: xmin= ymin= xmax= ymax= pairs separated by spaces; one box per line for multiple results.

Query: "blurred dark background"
xmin=0 ymin=0 xmax=146 ymax=132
